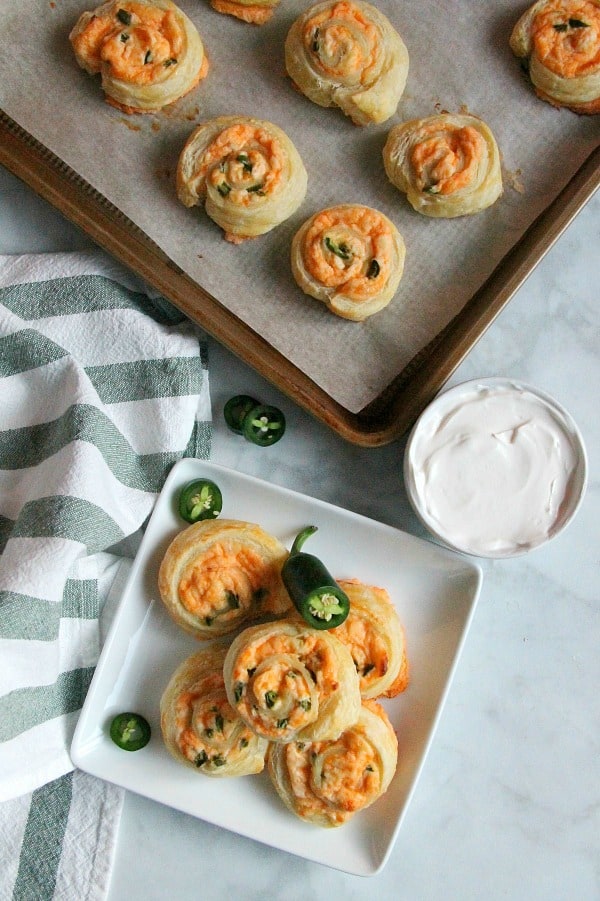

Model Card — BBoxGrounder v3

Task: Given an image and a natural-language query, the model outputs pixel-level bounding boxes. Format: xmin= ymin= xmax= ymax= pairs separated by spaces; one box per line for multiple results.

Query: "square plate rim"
xmin=71 ymin=458 xmax=483 ymax=876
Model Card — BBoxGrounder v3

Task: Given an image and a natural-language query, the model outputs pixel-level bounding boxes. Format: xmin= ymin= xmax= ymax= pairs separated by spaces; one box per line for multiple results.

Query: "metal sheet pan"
xmin=1 ymin=111 xmax=598 ymax=445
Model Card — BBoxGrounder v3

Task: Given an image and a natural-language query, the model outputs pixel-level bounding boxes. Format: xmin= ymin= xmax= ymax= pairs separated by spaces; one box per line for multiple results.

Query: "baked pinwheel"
xmin=510 ymin=0 xmax=600 ymax=114
xmin=210 ymin=0 xmax=279 ymax=25
xmin=383 ymin=113 xmax=503 ymax=218
xmin=223 ymin=619 xmax=361 ymax=743
xmin=290 ymin=204 xmax=406 ymax=321
xmin=160 ymin=644 xmax=268 ymax=776
xmin=176 ymin=116 xmax=308 ymax=243
xmin=267 ymin=699 xmax=397 ymax=826
xmin=333 ymin=579 xmax=408 ymax=699
xmin=157 ymin=519 xmax=292 ymax=639
xmin=284 ymin=0 xmax=409 ymax=125
xmin=69 ymin=0 xmax=208 ymax=114
xmin=284 ymin=0 xmax=408 ymax=126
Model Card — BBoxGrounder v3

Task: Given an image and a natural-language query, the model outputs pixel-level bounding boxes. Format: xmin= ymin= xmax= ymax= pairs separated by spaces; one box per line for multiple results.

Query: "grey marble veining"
xmin=1 ymin=165 xmax=598 ymax=901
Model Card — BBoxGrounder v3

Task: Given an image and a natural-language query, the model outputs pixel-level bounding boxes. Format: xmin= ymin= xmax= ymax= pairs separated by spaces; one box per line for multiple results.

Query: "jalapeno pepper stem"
xmin=290 ymin=525 xmax=318 ymax=556
xmin=283 ymin=526 xmax=350 ymax=630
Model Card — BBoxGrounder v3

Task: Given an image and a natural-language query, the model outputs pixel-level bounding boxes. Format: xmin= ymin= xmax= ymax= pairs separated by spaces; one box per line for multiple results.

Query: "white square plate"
xmin=71 ymin=458 xmax=483 ymax=876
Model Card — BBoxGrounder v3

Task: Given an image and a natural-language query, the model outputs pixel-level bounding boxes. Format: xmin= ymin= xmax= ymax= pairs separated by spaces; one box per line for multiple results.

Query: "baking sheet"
xmin=0 ymin=1 xmax=599 ymax=413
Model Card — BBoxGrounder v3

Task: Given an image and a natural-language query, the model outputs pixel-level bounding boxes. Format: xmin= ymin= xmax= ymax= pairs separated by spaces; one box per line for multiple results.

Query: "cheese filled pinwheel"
xmin=383 ymin=113 xmax=503 ymax=218
xmin=291 ymin=204 xmax=406 ymax=321
xmin=158 ymin=519 xmax=292 ymax=640
xmin=267 ymin=699 xmax=398 ymax=827
xmin=284 ymin=0 xmax=409 ymax=125
xmin=333 ymin=579 xmax=409 ymax=699
xmin=510 ymin=0 xmax=600 ymax=114
xmin=210 ymin=0 xmax=280 ymax=26
xmin=223 ymin=620 xmax=361 ymax=743
xmin=69 ymin=0 xmax=208 ymax=113
xmin=160 ymin=645 xmax=268 ymax=776
xmin=176 ymin=116 xmax=308 ymax=243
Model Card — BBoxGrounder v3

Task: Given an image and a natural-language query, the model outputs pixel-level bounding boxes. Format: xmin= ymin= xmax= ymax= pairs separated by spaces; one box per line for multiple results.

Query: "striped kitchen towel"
xmin=0 ymin=251 xmax=211 ymax=899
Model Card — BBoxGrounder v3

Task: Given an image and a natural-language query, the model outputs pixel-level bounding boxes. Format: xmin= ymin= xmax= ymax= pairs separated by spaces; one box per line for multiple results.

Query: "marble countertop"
xmin=1 ymin=164 xmax=598 ymax=901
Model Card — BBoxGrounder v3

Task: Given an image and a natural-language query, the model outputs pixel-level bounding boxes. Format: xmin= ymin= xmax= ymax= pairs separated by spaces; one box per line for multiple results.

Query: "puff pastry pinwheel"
xmin=284 ymin=0 xmax=409 ymax=126
xmin=267 ymin=699 xmax=397 ymax=826
xmin=176 ymin=116 xmax=308 ymax=244
xmin=69 ymin=0 xmax=208 ymax=114
xmin=383 ymin=113 xmax=503 ymax=218
xmin=160 ymin=644 xmax=268 ymax=776
xmin=290 ymin=204 xmax=406 ymax=321
xmin=223 ymin=619 xmax=361 ymax=743
xmin=157 ymin=519 xmax=292 ymax=639
xmin=509 ymin=0 xmax=600 ymax=114
xmin=210 ymin=0 xmax=279 ymax=26
xmin=333 ymin=579 xmax=408 ymax=699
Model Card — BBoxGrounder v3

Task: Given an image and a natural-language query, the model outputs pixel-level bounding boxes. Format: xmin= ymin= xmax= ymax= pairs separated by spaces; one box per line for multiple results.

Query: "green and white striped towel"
xmin=0 ymin=251 xmax=211 ymax=899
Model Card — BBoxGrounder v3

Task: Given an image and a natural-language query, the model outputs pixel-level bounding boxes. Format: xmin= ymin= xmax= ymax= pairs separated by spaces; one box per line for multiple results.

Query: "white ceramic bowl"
xmin=403 ymin=378 xmax=588 ymax=558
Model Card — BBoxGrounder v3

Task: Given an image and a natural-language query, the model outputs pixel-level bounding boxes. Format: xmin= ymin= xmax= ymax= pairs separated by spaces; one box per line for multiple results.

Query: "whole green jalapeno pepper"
xmin=281 ymin=525 xmax=350 ymax=630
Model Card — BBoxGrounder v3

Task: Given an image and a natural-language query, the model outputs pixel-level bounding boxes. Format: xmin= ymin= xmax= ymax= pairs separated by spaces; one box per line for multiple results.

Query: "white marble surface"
xmin=1 ymin=164 xmax=598 ymax=900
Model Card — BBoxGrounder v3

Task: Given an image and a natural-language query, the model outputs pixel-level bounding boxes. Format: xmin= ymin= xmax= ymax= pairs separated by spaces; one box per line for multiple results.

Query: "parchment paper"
xmin=1 ymin=1 xmax=598 ymax=412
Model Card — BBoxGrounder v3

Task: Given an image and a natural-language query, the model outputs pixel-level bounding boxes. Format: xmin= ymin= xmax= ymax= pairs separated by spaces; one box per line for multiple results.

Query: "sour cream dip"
xmin=404 ymin=379 xmax=587 ymax=557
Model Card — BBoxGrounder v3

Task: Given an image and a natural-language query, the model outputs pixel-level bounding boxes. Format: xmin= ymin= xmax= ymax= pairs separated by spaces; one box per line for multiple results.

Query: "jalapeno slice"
xmin=223 ymin=395 xmax=259 ymax=434
xmin=178 ymin=478 xmax=223 ymax=523
xmin=241 ymin=404 xmax=286 ymax=446
xmin=109 ymin=712 xmax=151 ymax=751
xmin=281 ymin=526 xmax=350 ymax=630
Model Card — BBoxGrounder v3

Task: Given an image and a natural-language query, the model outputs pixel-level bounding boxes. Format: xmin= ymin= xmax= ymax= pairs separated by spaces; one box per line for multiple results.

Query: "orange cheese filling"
xmin=532 ymin=1 xmax=600 ymax=77
xmin=211 ymin=0 xmax=275 ymax=25
xmin=230 ymin=630 xmax=342 ymax=738
xmin=303 ymin=1 xmax=379 ymax=84
xmin=195 ymin=124 xmax=285 ymax=205
xmin=410 ymin=124 xmax=486 ymax=196
xmin=174 ymin=675 xmax=255 ymax=764
xmin=334 ymin=612 xmax=389 ymax=690
xmin=234 ymin=632 xmax=338 ymax=693
xmin=72 ymin=3 xmax=190 ymax=85
xmin=284 ymin=722 xmax=382 ymax=823
xmin=303 ymin=207 xmax=393 ymax=301
xmin=178 ymin=542 xmax=273 ymax=621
